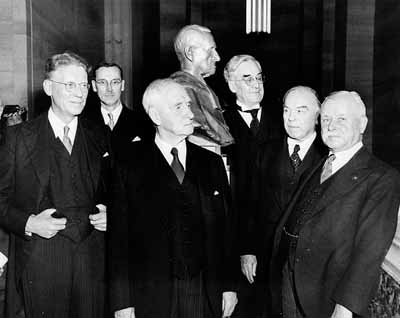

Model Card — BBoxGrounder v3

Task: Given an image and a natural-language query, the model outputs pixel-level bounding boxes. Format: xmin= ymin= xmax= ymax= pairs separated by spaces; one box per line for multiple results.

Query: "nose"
xmin=327 ymin=119 xmax=336 ymax=131
xmin=185 ymin=105 xmax=194 ymax=120
xmin=106 ymin=82 xmax=113 ymax=92
xmin=213 ymin=50 xmax=221 ymax=62
xmin=288 ymin=110 xmax=296 ymax=121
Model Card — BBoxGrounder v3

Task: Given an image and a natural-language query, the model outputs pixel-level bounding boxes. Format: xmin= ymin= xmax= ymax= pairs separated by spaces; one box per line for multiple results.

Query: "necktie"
xmin=107 ymin=112 xmax=114 ymax=130
xmin=244 ymin=108 xmax=260 ymax=135
xmin=320 ymin=154 xmax=336 ymax=184
xmin=170 ymin=147 xmax=185 ymax=184
xmin=62 ymin=125 xmax=73 ymax=154
xmin=290 ymin=144 xmax=301 ymax=172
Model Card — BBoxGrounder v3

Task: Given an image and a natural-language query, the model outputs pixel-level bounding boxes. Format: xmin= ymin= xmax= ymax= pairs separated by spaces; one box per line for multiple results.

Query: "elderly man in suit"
xmin=109 ymin=78 xmax=238 ymax=318
xmin=239 ymin=86 xmax=326 ymax=316
xmin=0 ymin=52 xmax=111 ymax=318
xmin=270 ymin=91 xmax=400 ymax=318
xmin=170 ymin=24 xmax=234 ymax=153
xmin=84 ymin=61 xmax=154 ymax=161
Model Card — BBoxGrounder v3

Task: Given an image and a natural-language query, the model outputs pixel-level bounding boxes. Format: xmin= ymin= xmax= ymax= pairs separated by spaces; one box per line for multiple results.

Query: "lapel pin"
xmin=132 ymin=136 xmax=141 ymax=142
xmin=103 ymin=152 xmax=109 ymax=157
xmin=213 ymin=190 xmax=219 ymax=196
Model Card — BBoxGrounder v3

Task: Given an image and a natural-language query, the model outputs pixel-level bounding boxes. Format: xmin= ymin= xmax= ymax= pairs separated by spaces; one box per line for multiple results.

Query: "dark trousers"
xmin=281 ymin=262 xmax=305 ymax=318
xmin=170 ymin=272 xmax=213 ymax=318
xmin=21 ymin=232 xmax=105 ymax=318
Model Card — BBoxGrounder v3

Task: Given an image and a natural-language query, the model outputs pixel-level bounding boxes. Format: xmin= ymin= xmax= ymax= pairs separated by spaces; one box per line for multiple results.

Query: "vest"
xmin=46 ymin=124 xmax=95 ymax=242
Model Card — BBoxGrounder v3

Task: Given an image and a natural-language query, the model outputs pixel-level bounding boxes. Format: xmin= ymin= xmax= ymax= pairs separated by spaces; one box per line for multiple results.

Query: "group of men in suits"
xmin=0 ymin=22 xmax=399 ymax=318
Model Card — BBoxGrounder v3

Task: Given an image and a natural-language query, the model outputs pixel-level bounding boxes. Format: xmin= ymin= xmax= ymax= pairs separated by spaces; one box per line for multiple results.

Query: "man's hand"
xmin=89 ymin=204 xmax=107 ymax=231
xmin=222 ymin=291 xmax=238 ymax=317
xmin=331 ymin=304 xmax=353 ymax=318
xmin=25 ymin=208 xmax=66 ymax=239
xmin=240 ymin=254 xmax=257 ymax=283
xmin=115 ymin=307 xmax=135 ymax=318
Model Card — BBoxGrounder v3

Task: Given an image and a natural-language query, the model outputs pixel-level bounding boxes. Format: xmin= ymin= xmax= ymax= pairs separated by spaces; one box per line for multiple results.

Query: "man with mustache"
xmin=270 ymin=91 xmax=400 ymax=318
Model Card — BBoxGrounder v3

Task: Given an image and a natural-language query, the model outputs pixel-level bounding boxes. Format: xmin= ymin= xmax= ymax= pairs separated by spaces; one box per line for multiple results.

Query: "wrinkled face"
xmin=152 ymin=84 xmax=194 ymax=138
xmin=92 ymin=66 xmax=125 ymax=108
xmin=43 ymin=64 xmax=89 ymax=123
xmin=229 ymin=60 xmax=264 ymax=107
xmin=191 ymin=33 xmax=220 ymax=77
xmin=320 ymin=97 xmax=367 ymax=153
xmin=283 ymin=90 xmax=319 ymax=141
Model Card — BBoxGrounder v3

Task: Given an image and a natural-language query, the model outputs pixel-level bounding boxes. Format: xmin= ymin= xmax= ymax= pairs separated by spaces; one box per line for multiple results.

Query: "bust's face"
xmin=6 ymin=113 xmax=23 ymax=126
xmin=191 ymin=33 xmax=220 ymax=78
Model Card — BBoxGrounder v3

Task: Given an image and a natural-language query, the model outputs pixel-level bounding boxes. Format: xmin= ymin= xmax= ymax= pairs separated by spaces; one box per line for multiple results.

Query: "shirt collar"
xmin=155 ymin=133 xmax=187 ymax=169
xmin=331 ymin=141 xmax=363 ymax=174
xmin=236 ymin=100 xmax=260 ymax=111
xmin=287 ymin=132 xmax=317 ymax=160
xmin=48 ymin=107 xmax=78 ymax=143
xmin=101 ymin=102 xmax=123 ymax=126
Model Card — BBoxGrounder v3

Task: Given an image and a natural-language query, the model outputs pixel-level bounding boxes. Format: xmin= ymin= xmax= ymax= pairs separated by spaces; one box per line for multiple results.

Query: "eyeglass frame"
xmin=230 ymin=74 xmax=266 ymax=86
xmin=94 ymin=79 xmax=123 ymax=88
xmin=49 ymin=79 xmax=90 ymax=92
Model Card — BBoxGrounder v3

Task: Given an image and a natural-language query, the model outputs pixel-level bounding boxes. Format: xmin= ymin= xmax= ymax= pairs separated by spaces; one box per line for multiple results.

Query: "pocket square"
xmin=132 ymin=136 xmax=141 ymax=142
xmin=213 ymin=190 xmax=219 ymax=196
xmin=103 ymin=152 xmax=109 ymax=158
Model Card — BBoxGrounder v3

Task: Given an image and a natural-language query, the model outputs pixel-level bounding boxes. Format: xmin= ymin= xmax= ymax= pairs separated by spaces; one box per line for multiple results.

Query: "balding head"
xmin=320 ymin=90 xmax=368 ymax=153
xmin=173 ymin=24 xmax=220 ymax=78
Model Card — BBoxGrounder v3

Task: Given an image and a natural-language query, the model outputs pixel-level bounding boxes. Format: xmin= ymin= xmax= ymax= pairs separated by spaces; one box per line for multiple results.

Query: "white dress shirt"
xmin=236 ymin=100 xmax=262 ymax=128
xmin=287 ymin=132 xmax=317 ymax=161
xmin=48 ymin=108 xmax=78 ymax=144
xmin=101 ymin=102 xmax=123 ymax=127
xmin=331 ymin=141 xmax=363 ymax=175
xmin=155 ymin=134 xmax=187 ymax=170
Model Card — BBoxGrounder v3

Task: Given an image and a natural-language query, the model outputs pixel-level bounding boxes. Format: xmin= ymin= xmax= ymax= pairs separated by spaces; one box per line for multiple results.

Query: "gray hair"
xmin=142 ymin=78 xmax=182 ymax=114
xmin=223 ymin=54 xmax=261 ymax=82
xmin=45 ymin=52 xmax=90 ymax=79
xmin=174 ymin=24 xmax=212 ymax=64
xmin=322 ymin=91 xmax=366 ymax=117
xmin=283 ymin=86 xmax=320 ymax=109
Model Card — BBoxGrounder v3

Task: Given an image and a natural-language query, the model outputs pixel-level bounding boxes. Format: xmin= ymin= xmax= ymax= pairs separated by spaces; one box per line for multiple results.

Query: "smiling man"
xmin=170 ymin=24 xmax=233 ymax=152
xmin=109 ymin=78 xmax=238 ymax=318
xmin=270 ymin=90 xmax=400 ymax=318
xmin=0 ymin=52 xmax=111 ymax=318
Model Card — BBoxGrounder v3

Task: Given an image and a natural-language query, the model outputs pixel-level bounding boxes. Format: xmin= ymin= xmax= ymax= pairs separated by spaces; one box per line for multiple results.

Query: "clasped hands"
xmin=25 ymin=204 xmax=107 ymax=239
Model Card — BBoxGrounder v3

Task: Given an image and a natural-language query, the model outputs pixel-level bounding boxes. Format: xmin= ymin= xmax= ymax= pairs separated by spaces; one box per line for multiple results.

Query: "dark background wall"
xmin=27 ymin=0 xmax=104 ymax=116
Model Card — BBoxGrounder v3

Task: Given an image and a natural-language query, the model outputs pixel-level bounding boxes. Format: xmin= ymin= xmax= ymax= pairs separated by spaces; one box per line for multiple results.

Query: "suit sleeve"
xmin=332 ymin=168 xmax=400 ymax=315
xmin=108 ymin=163 xmax=134 ymax=312
xmin=0 ymin=127 xmax=31 ymax=237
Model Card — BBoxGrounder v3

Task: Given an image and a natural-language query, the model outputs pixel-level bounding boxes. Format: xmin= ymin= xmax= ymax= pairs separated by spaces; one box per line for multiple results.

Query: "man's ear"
xmin=43 ymin=79 xmax=52 ymax=97
xmin=227 ymin=80 xmax=237 ymax=94
xmin=148 ymin=107 xmax=161 ymax=126
xmin=91 ymin=80 xmax=97 ymax=92
xmin=360 ymin=116 xmax=368 ymax=134
xmin=184 ymin=46 xmax=194 ymax=62
xmin=121 ymin=80 xmax=125 ymax=92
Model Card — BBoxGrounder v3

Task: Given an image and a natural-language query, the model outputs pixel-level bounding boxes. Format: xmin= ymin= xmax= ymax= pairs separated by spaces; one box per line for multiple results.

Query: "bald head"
xmin=283 ymin=86 xmax=320 ymax=141
xmin=320 ymin=90 xmax=368 ymax=153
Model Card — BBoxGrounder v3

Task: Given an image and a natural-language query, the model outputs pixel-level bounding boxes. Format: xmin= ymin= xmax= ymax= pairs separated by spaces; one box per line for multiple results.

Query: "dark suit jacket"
xmin=270 ymin=147 xmax=400 ymax=317
xmin=223 ymin=105 xmax=282 ymax=248
xmin=82 ymin=103 xmax=154 ymax=161
xmin=244 ymin=136 xmax=327 ymax=264
xmin=0 ymin=113 xmax=111 ymax=317
xmin=109 ymin=140 xmax=237 ymax=317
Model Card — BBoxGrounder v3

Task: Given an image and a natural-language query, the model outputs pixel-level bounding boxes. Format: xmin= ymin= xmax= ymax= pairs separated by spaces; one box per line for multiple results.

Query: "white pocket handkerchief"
xmin=103 ymin=152 xmax=109 ymax=158
xmin=213 ymin=190 xmax=219 ymax=196
xmin=132 ymin=136 xmax=141 ymax=142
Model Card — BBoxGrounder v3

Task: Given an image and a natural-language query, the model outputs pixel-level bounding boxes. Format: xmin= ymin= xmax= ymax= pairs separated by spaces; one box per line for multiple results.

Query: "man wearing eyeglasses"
xmin=222 ymin=54 xmax=282 ymax=317
xmin=0 ymin=52 xmax=111 ymax=318
xmin=84 ymin=62 xmax=154 ymax=161
xmin=170 ymin=24 xmax=234 ymax=154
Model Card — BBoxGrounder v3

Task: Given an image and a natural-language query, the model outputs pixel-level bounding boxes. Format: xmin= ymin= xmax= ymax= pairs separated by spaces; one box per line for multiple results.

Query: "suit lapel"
xmin=311 ymin=148 xmax=371 ymax=216
xmin=21 ymin=115 xmax=51 ymax=193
